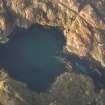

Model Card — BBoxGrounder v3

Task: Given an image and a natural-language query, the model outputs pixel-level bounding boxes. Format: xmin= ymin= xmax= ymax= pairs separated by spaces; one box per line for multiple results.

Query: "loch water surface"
xmin=0 ymin=25 xmax=66 ymax=92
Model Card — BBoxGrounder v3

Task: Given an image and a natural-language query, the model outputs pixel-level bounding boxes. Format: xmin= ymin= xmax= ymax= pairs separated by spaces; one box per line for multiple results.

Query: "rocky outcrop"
xmin=48 ymin=71 xmax=105 ymax=105
xmin=0 ymin=0 xmax=105 ymax=67
xmin=49 ymin=72 xmax=96 ymax=105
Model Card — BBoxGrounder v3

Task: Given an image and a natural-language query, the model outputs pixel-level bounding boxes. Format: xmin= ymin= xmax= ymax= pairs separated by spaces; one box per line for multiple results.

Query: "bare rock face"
xmin=0 ymin=0 xmax=105 ymax=67
xmin=0 ymin=15 xmax=6 ymax=32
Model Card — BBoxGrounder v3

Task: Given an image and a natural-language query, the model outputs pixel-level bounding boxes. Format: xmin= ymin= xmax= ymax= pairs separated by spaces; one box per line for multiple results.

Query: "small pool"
xmin=0 ymin=25 xmax=66 ymax=92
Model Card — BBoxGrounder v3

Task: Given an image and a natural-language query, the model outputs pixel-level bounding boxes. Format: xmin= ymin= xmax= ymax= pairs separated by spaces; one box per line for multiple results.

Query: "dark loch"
xmin=0 ymin=25 xmax=66 ymax=92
